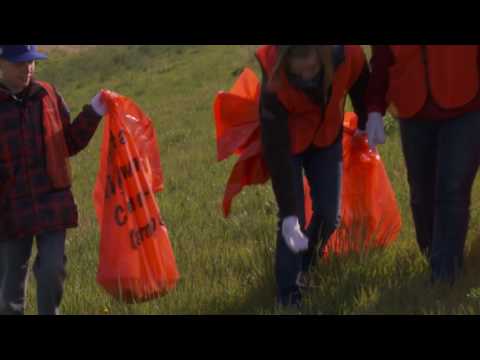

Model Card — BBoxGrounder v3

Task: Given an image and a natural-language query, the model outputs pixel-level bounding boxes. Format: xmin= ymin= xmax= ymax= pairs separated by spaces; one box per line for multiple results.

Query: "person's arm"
xmin=54 ymin=88 xmax=103 ymax=157
xmin=259 ymin=74 xmax=297 ymax=219
xmin=362 ymin=46 xmax=394 ymax=149
xmin=365 ymin=45 xmax=394 ymax=115
xmin=349 ymin=62 xmax=370 ymax=131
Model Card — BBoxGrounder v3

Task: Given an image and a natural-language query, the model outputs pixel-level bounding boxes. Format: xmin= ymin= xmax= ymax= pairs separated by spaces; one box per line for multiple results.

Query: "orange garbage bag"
xmin=215 ymin=68 xmax=401 ymax=255
xmin=304 ymin=113 xmax=402 ymax=256
xmin=214 ymin=68 xmax=270 ymax=217
xmin=93 ymin=90 xmax=179 ymax=303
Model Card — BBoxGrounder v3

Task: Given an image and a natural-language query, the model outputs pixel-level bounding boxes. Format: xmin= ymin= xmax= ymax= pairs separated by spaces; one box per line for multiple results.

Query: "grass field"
xmin=19 ymin=45 xmax=480 ymax=315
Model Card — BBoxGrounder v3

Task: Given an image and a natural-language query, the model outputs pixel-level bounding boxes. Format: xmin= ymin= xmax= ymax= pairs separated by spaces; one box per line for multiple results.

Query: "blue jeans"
xmin=276 ymin=136 xmax=343 ymax=305
xmin=0 ymin=230 xmax=67 ymax=315
xmin=399 ymin=111 xmax=480 ymax=284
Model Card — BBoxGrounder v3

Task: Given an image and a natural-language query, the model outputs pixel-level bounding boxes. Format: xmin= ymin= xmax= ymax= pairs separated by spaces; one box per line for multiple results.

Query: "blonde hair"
xmin=272 ymin=45 xmax=334 ymax=100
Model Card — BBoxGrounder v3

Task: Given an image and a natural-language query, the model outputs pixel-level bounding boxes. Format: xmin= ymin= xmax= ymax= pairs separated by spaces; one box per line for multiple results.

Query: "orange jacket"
xmin=256 ymin=45 xmax=366 ymax=154
xmin=386 ymin=45 xmax=480 ymax=119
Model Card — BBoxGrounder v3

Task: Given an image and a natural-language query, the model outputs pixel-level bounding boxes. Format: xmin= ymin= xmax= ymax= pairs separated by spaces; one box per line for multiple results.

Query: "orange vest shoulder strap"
xmin=36 ymin=80 xmax=60 ymax=112
xmin=343 ymin=45 xmax=366 ymax=89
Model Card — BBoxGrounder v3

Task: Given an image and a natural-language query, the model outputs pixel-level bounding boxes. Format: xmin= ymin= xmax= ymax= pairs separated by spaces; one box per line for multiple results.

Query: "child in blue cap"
xmin=0 ymin=45 xmax=106 ymax=315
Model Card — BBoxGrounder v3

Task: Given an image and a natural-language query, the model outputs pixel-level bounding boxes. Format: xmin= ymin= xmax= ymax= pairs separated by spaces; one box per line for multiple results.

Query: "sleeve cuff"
xmin=82 ymin=104 xmax=103 ymax=122
xmin=367 ymin=105 xmax=387 ymax=116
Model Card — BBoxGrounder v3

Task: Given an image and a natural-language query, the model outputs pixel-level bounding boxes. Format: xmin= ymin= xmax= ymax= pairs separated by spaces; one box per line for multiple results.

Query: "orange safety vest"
xmin=256 ymin=45 xmax=366 ymax=154
xmin=37 ymin=81 xmax=72 ymax=188
xmin=386 ymin=45 xmax=480 ymax=119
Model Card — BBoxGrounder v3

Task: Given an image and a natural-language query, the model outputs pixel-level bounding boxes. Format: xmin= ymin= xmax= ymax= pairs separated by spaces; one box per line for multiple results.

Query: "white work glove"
xmin=282 ymin=216 xmax=309 ymax=254
xmin=366 ymin=112 xmax=386 ymax=150
xmin=90 ymin=92 xmax=107 ymax=117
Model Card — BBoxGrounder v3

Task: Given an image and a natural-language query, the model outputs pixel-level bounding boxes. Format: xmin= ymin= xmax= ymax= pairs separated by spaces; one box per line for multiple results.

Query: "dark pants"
xmin=399 ymin=111 xmax=480 ymax=284
xmin=0 ymin=242 xmax=5 ymax=309
xmin=0 ymin=230 xmax=67 ymax=315
xmin=276 ymin=137 xmax=343 ymax=306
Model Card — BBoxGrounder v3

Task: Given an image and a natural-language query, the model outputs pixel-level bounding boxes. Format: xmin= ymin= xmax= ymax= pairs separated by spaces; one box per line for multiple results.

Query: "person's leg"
xmin=432 ymin=111 xmax=480 ymax=284
xmin=399 ymin=119 xmax=438 ymax=259
xmin=33 ymin=230 xmax=67 ymax=315
xmin=0 ymin=241 xmax=5 ymax=307
xmin=275 ymin=154 xmax=305 ymax=307
xmin=0 ymin=236 xmax=34 ymax=315
xmin=302 ymin=135 xmax=343 ymax=273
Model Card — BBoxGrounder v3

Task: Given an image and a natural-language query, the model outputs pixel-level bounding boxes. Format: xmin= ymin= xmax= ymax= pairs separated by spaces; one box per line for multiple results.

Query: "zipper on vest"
xmin=311 ymin=86 xmax=342 ymax=149
xmin=420 ymin=45 xmax=435 ymax=105
xmin=311 ymin=50 xmax=342 ymax=147
xmin=310 ymin=101 xmax=327 ymax=148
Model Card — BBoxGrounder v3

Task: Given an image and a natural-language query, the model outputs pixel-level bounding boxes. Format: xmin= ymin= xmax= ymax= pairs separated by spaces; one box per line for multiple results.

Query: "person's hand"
xmin=282 ymin=216 xmax=309 ymax=254
xmin=91 ymin=92 xmax=107 ymax=117
xmin=354 ymin=129 xmax=367 ymax=137
xmin=366 ymin=112 xmax=386 ymax=150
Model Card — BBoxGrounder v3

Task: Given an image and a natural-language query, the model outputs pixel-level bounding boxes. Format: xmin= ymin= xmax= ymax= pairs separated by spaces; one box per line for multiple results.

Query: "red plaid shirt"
xmin=0 ymin=80 xmax=102 ymax=239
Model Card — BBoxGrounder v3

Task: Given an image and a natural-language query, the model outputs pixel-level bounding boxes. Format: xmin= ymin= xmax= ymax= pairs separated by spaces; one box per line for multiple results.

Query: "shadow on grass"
xmin=200 ymin=232 xmax=480 ymax=316
xmin=301 ymin=237 xmax=480 ymax=315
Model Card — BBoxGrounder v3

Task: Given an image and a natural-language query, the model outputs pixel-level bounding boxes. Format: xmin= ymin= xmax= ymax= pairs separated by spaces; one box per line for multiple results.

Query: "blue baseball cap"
xmin=0 ymin=45 xmax=47 ymax=63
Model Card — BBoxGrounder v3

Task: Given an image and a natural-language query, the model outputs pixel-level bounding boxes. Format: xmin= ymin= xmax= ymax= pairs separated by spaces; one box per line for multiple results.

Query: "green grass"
xmin=20 ymin=45 xmax=480 ymax=315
